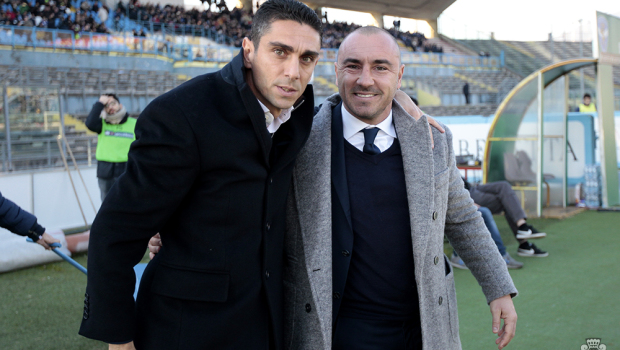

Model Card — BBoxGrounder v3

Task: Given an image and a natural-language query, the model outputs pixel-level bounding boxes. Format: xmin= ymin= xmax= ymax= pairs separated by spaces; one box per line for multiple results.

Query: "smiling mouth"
xmin=353 ymin=92 xmax=378 ymax=98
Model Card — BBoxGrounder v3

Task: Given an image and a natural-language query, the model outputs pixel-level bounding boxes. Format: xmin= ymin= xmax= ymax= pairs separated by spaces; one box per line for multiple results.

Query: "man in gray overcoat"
xmin=283 ymin=26 xmax=518 ymax=350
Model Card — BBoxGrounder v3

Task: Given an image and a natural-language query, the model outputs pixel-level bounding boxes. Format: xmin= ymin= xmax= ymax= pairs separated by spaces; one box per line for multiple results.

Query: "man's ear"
xmin=397 ymin=64 xmax=404 ymax=89
xmin=242 ymin=37 xmax=254 ymax=69
xmin=334 ymin=62 xmax=338 ymax=85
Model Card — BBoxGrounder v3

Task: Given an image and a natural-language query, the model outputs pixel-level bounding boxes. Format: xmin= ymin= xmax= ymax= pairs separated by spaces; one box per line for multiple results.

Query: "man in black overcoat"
xmin=78 ymin=1 xmax=323 ymax=349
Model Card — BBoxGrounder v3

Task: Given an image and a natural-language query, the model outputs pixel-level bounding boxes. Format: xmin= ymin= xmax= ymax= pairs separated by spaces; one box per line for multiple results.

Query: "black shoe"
xmin=517 ymin=242 xmax=549 ymax=257
xmin=516 ymin=223 xmax=546 ymax=239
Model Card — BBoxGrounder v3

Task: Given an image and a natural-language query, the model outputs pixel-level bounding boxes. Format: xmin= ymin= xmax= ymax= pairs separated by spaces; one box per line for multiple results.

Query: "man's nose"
xmin=356 ymin=66 xmax=373 ymax=87
xmin=284 ymin=58 xmax=300 ymax=80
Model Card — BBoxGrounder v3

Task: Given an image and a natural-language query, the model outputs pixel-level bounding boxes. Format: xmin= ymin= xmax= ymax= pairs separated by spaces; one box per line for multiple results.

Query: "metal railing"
xmin=0 ymin=134 xmax=97 ymax=173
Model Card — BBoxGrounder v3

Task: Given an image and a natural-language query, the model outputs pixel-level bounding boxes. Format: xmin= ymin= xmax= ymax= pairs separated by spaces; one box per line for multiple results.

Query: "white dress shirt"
xmin=341 ymin=104 xmax=397 ymax=153
xmin=257 ymin=99 xmax=293 ymax=133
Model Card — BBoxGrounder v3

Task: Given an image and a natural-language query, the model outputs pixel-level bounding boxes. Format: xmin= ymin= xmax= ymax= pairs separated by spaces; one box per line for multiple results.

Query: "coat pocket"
xmin=283 ymin=280 xmax=297 ymax=349
xmin=151 ymin=263 xmax=230 ymax=302
xmin=434 ymin=167 xmax=450 ymax=189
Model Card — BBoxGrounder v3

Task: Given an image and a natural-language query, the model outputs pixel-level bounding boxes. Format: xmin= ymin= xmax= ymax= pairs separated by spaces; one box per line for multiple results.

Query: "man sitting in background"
xmin=451 ymin=205 xmax=524 ymax=270
xmin=464 ymin=179 xmax=549 ymax=258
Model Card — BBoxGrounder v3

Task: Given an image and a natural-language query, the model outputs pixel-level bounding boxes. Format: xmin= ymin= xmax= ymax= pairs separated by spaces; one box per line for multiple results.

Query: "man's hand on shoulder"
xmin=109 ymin=341 xmax=135 ymax=350
xmin=393 ymin=90 xmax=445 ymax=149
xmin=148 ymin=233 xmax=162 ymax=259
xmin=489 ymin=294 xmax=517 ymax=349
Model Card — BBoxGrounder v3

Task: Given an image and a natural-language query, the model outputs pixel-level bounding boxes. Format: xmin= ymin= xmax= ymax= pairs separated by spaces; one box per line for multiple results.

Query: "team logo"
xmin=581 ymin=338 xmax=606 ymax=350
xmin=597 ymin=15 xmax=609 ymax=53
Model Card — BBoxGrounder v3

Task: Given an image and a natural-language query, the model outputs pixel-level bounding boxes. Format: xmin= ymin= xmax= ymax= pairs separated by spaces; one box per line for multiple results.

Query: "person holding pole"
xmin=0 ymin=191 xmax=59 ymax=249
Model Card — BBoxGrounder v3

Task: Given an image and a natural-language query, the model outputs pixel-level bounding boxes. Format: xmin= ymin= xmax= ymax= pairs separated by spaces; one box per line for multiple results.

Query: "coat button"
xmin=342 ymin=250 xmax=350 ymax=257
xmin=439 ymin=296 xmax=443 ymax=305
xmin=83 ymin=311 xmax=89 ymax=319
xmin=305 ymin=303 xmax=312 ymax=313
xmin=434 ymin=256 xmax=439 ymax=265
xmin=266 ymin=223 xmax=271 ymax=231
xmin=432 ymin=211 xmax=438 ymax=220
xmin=333 ymin=292 xmax=341 ymax=299
xmin=265 ymin=270 xmax=270 ymax=278
xmin=270 ymin=178 xmax=273 ymax=184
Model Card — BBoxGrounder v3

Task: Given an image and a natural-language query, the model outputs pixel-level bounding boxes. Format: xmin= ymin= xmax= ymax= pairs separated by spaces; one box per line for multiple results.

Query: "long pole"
xmin=63 ymin=135 xmax=97 ymax=214
xmin=57 ymin=136 xmax=88 ymax=226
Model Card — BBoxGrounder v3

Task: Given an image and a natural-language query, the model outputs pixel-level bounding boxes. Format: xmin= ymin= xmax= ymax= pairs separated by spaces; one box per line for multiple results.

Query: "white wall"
xmin=0 ymin=166 xmax=101 ymax=232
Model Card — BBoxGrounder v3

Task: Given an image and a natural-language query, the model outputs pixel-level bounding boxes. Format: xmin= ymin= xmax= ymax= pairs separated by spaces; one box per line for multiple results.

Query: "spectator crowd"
xmin=0 ymin=0 xmax=110 ymax=35
xmin=1 ymin=0 xmax=442 ymax=51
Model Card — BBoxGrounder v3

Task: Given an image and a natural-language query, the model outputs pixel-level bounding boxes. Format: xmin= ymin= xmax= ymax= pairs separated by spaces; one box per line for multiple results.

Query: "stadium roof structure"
xmin=306 ymin=0 xmax=456 ymax=20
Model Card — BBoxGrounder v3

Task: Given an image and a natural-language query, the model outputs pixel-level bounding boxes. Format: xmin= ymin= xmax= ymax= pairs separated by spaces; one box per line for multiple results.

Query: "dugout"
xmin=483 ymin=58 xmax=599 ymax=217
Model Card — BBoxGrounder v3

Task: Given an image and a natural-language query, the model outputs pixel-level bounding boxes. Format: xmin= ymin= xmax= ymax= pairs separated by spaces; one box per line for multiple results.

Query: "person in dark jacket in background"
xmin=85 ymin=94 xmax=137 ymax=201
xmin=0 ymin=191 xmax=59 ymax=249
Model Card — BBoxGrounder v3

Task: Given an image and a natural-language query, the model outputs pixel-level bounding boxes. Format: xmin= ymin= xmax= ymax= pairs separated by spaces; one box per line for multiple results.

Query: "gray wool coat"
xmin=283 ymin=94 xmax=518 ymax=350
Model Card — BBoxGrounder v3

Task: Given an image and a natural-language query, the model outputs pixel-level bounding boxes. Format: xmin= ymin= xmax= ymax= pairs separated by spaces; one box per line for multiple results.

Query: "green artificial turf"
xmin=0 ymin=211 xmax=618 ymax=349
xmin=0 ymin=252 xmax=150 ymax=350
xmin=452 ymin=210 xmax=620 ymax=349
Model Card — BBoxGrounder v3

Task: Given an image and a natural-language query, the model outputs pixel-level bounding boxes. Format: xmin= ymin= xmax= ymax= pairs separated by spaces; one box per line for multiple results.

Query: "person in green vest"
xmin=578 ymin=93 xmax=597 ymax=113
xmin=86 ymin=94 xmax=137 ymax=201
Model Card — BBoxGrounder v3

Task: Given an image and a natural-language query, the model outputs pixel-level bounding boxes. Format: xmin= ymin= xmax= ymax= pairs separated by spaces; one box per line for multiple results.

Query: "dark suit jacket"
xmin=79 ymin=49 xmax=315 ymax=349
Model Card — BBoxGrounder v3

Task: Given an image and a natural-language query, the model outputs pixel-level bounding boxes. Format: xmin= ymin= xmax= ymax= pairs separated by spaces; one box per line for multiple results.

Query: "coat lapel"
xmin=330 ymin=102 xmax=352 ymax=230
xmin=330 ymin=102 xmax=354 ymax=323
xmin=392 ymin=101 xmax=434 ymax=277
xmin=221 ymin=49 xmax=272 ymax=165
xmin=270 ymin=87 xmax=315 ymax=173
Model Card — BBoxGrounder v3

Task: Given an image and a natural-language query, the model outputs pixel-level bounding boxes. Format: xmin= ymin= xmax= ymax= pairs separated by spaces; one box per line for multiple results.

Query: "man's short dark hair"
xmin=250 ymin=0 xmax=322 ymax=48
xmin=105 ymin=93 xmax=120 ymax=104
xmin=583 ymin=93 xmax=591 ymax=99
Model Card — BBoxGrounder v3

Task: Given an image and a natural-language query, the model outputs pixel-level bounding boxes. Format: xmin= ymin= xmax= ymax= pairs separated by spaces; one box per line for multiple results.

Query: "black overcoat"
xmin=79 ymin=49 xmax=315 ymax=350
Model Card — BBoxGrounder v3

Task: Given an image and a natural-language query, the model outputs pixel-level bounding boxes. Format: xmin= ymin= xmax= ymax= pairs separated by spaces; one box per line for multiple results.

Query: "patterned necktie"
xmin=265 ymin=111 xmax=274 ymax=128
xmin=362 ymin=128 xmax=381 ymax=155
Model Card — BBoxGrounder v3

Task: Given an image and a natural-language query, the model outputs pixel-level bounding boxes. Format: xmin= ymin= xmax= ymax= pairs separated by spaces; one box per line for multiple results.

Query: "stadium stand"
xmin=458 ymin=39 xmax=620 ymax=90
xmin=1 ymin=0 xmax=441 ymax=51
xmin=0 ymin=64 xmax=188 ymax=171
xmin=0 ymin=0 xmax=111 ymax=34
